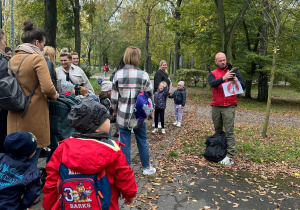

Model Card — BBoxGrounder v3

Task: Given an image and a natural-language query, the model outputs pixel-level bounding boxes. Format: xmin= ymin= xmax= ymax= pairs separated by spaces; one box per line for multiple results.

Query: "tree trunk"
xmin=226 ymin=0 xmax=252 ymax=63
xmin=215 ymin=0 xmax=225 ymax=51
xmin=257 ymin=0 xmax=269 ymax=102
xmin=70 ymin=0 xmax=81 ymax=63
xmin=172 ymin=0 xmax=182 ymax=78
xmin=98 ymin=40 xmax=101 ymax=73
xmin=44 ymin=0 xmax=57 ymax=48
xmin=144 ymin=21 xmax=150 ymax=72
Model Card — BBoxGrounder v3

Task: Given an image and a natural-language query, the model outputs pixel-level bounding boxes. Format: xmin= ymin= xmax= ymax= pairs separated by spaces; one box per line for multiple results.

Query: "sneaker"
xmin=177 ymin=122 xmax=181 ymax=127
xmin=161 ymin=129 xmax=166 ymax=134
xmin=219 ymin=156 xmax=234 ymax=166
xmin=158 ymin=122 xmax=162 ymax=129
xmin=143 ymin=166 xmax=156 ymax=175
xmin=113 ymin=132 xmax=119 ymax=138
xmin=173 ymin=121 xmax=178 ymax=126
xmin=152 ymin=123 xmax=155 ymax=127
xmin=152 ymin=128 xmax=158 ymax=133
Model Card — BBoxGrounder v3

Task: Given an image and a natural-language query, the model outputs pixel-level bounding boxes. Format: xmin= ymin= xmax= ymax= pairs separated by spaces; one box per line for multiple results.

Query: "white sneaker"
xmin=158 ymin=122 xmax=162 ymax=129
xmin=143 ymin=166 xmax=156 ymax=175
xmin=177 ymin=122 xmax=181 ymax=127
xmin=173 ymin=121 xmax=178 ymax=126
xmin=219 ymin=156 xmax=234 ymax=166
xmin=152 ymin=128 xmax=158 ymax=133
xmin=152 ymin=123 xmax=155 ymax=127
xmin=161 ymin=129 xmax=166 ymax=134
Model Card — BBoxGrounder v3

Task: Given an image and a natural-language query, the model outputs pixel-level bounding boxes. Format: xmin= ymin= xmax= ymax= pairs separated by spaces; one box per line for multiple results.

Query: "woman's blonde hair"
xmin=43 ymin=46 xmax=56 ymax=68
xmin=123 ymin=46 xmax=141 ymax=66
xmin=159 ymin=60 xmax=168 ymax=74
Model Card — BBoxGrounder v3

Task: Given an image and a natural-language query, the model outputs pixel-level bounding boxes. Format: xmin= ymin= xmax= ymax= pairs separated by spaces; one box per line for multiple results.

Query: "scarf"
xmin=16 ymin=43 xmax=43 ymax=55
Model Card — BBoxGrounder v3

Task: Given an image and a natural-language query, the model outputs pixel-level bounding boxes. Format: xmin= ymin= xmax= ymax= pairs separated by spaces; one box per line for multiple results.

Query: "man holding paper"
xmin=208 ymin=52 xmax=245 ymax=166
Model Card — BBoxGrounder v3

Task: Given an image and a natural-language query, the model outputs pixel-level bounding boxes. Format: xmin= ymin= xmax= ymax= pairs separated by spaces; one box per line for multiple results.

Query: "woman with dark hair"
xmin=5 ymin=47 xmax=12 ymax=58
xmin=0 ymin=29 xmax=9 ymax=153
xmin=7 ymin=21 xmax=58 ymax=165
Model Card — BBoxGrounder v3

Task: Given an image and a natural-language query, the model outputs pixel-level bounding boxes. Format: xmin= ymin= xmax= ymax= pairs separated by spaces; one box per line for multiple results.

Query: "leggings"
xmin=154 ymin=109 xmax=165 ymax=128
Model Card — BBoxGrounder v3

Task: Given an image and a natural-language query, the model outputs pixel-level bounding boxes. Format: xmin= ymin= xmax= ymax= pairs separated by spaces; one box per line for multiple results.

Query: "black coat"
xmin=0 ymin=153 xmax=41 ymax=210
xmin=153 ymin=69 xmax=170 ymax=92
xmin=45 ymin=58 xmax=58 ymax=91
xmin=168 ymin=88 xmax=186 ymax=106
xmin=154 ymin=86 xmax=169 ymax=109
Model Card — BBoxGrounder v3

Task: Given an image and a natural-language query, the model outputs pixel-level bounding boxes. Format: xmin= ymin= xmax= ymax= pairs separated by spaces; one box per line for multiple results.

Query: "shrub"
xmin=176 ymin=69 xmax=208 ymax=87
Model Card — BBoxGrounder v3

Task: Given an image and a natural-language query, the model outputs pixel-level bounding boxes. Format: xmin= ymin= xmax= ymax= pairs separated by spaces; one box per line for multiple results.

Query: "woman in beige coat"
xmin=7 ymin=21 xmax=58 ymax=165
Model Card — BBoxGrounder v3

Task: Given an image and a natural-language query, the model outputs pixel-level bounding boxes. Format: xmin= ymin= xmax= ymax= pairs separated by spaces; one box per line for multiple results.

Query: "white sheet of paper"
xmin=222 ymin=81 xmax=244 ymax=97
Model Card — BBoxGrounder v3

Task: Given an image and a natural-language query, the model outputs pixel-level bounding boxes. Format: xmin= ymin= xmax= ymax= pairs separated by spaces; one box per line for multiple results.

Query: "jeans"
xmin=109 ymin=123 xmax=112 ymax=139
xmin=104 ymin=71 xmax=107 ymax=77
xmin=119 ymin=123 xmax=150 ymax=169
xmin=211 ymin=105 xmax=236 ymax=158
xmin=30 ymin=148 xmax=42 ymax=166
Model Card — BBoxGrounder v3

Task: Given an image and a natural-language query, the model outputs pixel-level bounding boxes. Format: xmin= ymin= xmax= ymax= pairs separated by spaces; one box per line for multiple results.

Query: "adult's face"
xmin=60 ymin=56 xmax=72 ymax=70
xmin=34 ymin=36 xmax=46 ymax=51
xmin=215 ymin=53 xmax=227 ymax=69
xmin=6 ymin=50 xmax=12 ymax=58
xmin=72 ymin=55 xmax=79 ymax=65
xmin=160 ymin=62 xmax=167 ymax=71
xmin=0 ymin=35 xmax=7 ymax=52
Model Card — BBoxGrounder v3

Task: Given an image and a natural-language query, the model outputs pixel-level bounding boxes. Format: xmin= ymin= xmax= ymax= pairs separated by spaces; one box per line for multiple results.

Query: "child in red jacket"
xmin=42 ymin=100 xmax=137 ymax=210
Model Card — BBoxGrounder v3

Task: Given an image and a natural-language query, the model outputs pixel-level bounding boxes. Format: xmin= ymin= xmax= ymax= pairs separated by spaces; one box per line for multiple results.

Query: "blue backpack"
xmin=59 ymin=163 xmax=111 ymax=210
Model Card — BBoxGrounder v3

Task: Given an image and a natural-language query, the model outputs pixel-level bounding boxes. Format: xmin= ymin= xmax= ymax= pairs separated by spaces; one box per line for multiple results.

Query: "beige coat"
xmin=7 ymin=50 xmax=57 ymax=148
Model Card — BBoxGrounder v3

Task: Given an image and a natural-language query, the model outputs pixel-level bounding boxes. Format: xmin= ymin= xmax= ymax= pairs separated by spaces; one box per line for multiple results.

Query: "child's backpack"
xmin=59 ymin=163 xmax=111 ymax=210
xmin=128 ymin=91 xmax=153 ymax=130
xmin=204 ymin=131 xmax=227 ymax=162
xmin=0 ymin=54 xmax=39 ymax=117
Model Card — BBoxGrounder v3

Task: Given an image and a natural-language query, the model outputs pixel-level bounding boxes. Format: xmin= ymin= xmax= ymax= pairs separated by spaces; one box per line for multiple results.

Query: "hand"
xmin=124 ymin=197 xmax=134 ymax=205
xmin=113 ymin=109 xmax=117 ymax=117
xmin=181 ymin=106 xmax=184 ymax=110
xmin=147 ymin=114 xmax=153 ymax=121
xmin=223 ymin=70 xmax=235 ymax=81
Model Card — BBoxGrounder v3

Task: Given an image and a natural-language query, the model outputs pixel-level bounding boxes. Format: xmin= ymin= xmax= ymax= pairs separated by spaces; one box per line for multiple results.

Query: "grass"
xmin=168 ymin=151 xmax=179 ymax=157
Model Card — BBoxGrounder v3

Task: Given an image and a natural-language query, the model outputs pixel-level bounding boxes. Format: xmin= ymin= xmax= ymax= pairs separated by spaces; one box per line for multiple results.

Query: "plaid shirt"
xmin=111 ymin=65 xmax=153 ymax=129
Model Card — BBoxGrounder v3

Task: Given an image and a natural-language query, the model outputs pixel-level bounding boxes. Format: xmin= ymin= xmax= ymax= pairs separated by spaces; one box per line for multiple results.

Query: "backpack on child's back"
xmin=59 ymin=163 xmax=111 ymax=210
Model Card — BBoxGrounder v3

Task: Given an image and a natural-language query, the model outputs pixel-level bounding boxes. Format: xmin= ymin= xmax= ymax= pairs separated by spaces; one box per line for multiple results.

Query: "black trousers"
xmin=154 ymin=109 xmax=165 ymax=128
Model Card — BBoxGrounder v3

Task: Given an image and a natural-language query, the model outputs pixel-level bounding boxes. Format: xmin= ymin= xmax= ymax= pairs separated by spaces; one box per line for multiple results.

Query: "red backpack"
xmin=59 ymin=163 xmax=111 ymax=210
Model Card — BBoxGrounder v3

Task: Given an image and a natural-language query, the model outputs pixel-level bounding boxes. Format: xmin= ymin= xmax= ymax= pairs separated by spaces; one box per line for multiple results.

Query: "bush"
xmin=80 ymin=63 xmax=92 ymax=79
xmin=176 ymin=69 xmax=209 ymax=87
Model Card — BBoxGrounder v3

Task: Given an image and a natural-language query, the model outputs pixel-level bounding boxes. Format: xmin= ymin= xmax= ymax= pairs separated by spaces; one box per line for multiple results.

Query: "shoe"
xmin=158 ymin=122 xmax=162 ymax=129
xmin=152 ymin=128 xmax=158 ymax=133
xmin=173 ymin=121 xmax=178 ymax=126
xmin=33 ymin=196 xmax=40 ymax=205
xmin=113 ymin=132 xmax=119 ymax=138
xmin=143 ymin=165 xmax=156 ymax=175
xmin=219 ymin=156 xmax=234 ymax=166
xmin=152 ymin=123 xmax=155 ymax=127
xmin=161 ymin=129 xmax=166 ymax=134
xmin=177 ymin=122 xmax=181 ymax=127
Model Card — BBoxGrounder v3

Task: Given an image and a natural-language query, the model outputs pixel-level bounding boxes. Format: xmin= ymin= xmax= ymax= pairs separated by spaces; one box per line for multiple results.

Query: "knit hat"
xmin=61 ymin=80 xmax=74 ymax=93
xmin=86 ymin=94 xmax=100 ymax=102
xmin=68 ymin=99 xmax=110 ymax=134
xmin=4 ymin=132 xmax=37 ymax=158
xmin=97 ymin=77 xmax=112 ymax=92
xmin=178 ymin=81 xmax=185 ymax=87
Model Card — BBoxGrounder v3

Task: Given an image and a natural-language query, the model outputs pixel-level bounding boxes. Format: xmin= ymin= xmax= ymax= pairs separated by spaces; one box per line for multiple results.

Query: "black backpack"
xmin=0 ymin=55 xmax=39 ymax=117
xmin=204 ymin=131 xmax=227 ymax=162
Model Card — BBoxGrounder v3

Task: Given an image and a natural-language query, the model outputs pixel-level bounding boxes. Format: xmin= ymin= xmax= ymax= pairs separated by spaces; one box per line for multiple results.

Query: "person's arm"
xmin=182 ymin=90 xmax=186 ymax=107
xmin=168 ymin=91 xmax=175 ymax=98
xmin=235 ymin=70 xmax=246 ymax=90
xmin=20 ymin=168 xmax=41 ymax=209
xmin=80 ymin=69 xmax=95 ymax=95
xmin=35 ymin=55 xmax=58 ymax=100
xmin=42 ymin=145 xmax=63 ymax=210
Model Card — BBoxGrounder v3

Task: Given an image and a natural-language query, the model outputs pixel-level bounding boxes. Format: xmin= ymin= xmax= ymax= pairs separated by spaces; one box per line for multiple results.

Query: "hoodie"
xmin=42 ymin=134 xmax=137 ymax=210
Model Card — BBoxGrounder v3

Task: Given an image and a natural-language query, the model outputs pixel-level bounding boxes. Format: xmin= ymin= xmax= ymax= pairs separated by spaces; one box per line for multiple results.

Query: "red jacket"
xmin=210 ymin=67 xmax=237 ymax=106
xmin=42 ymin=137 xmax=137 ymax=210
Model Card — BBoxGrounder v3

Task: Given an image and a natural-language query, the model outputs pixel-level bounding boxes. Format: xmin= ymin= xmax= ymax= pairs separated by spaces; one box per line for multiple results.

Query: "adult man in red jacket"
xmin=208 ymin=52 xmax=245 ymax=165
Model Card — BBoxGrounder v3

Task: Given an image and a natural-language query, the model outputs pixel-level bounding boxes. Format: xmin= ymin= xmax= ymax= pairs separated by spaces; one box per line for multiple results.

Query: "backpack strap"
xmin=8 ymin=54 xmax=31 ymax=77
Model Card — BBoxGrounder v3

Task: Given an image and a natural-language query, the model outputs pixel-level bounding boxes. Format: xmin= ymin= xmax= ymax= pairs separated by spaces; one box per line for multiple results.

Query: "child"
xmin=152 ymin=81 xmax=169 ymax=134
xmin=75 ymin=84 xmax=100 ymax=102
xmin=0 ymin=132 xmax=41 ymax=209
xmin=60 ymin=80 xmax=75 ymax=97
xmin=168 ymin=81 xmax=186 ymax=127
xmin=97 ymin=77 xmax=116 ymax=139
xmin=42 ymin=100 xmax=137 ymax=210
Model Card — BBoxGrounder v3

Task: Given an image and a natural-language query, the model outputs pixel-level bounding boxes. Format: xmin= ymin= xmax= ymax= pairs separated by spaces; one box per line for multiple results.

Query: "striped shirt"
xmin=111 ymin=65 xmax=153 ymax=129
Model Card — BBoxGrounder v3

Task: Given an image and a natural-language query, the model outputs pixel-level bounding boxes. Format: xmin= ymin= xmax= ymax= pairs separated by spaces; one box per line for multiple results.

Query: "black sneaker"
xmin=113 ymin=133 xmax=119 ymax=138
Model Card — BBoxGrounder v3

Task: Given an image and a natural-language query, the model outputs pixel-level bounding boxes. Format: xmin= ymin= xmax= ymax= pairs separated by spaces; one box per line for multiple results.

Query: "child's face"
xmin=70 ymin=88 xmax=75 ymax=95
xmin=159 ymin=85 xmax=164 ymax=91
xmin=177 ymin=85 xmax=183 ymax=89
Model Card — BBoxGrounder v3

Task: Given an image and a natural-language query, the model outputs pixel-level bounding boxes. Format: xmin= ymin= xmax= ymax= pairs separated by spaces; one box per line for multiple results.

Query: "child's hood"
xmin=59 ymin=138 xmax=122 ymax=174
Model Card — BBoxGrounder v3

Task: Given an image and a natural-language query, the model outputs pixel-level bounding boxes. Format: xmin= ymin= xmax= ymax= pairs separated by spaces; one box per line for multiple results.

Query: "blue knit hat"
xmin=4 ymin=132 xmax=37 ymax=158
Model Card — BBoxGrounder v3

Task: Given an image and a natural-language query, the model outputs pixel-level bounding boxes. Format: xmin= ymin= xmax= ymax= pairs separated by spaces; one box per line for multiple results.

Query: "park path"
xmin=32 ymin=83 xmax=300 ymax=210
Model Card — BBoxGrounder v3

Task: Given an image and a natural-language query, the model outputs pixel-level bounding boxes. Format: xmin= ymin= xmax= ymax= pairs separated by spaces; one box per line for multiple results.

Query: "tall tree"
xmin=44 ymin=0 xmax=57 ymax=48
xmin=69 ymin=0 xmax=81 ymax=61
